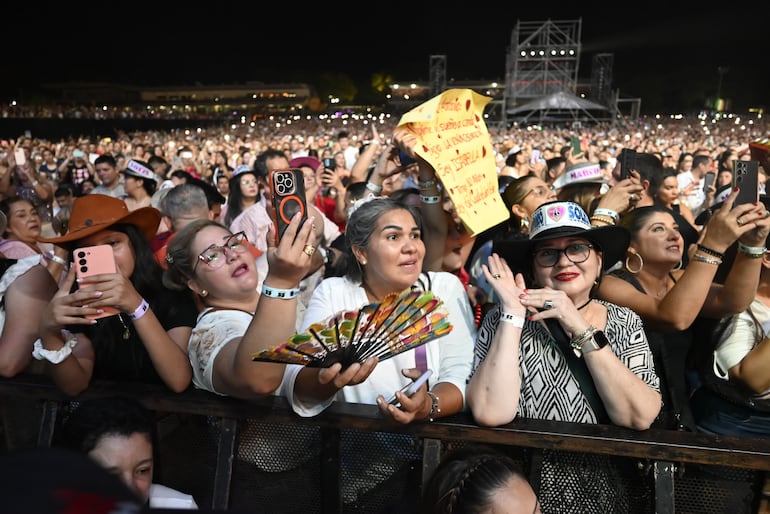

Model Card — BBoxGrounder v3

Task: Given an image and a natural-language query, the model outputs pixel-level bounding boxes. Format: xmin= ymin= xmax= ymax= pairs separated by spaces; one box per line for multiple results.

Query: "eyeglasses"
xmin=533 ymin=243 xmax=594 ymax=267
xmin=520 ymin=185 xmax=554 ymax=202
xmin=194 ymin=232 xmax=248 ymax=272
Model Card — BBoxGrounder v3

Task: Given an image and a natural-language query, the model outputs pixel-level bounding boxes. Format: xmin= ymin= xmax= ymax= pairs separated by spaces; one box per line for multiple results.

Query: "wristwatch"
xmin=571 ymin=329 xmax=609 ymax=357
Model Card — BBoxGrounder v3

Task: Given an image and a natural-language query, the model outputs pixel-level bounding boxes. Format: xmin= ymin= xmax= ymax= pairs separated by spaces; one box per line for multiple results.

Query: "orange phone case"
xmin=74 ymin=245 xmax=120 ymax=319
xmin=268 ymin=168 xmax=308 ymax=245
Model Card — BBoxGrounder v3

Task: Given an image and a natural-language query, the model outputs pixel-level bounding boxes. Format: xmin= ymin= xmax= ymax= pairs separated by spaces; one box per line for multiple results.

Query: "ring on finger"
xmin=629 ymin=193 xmax=639 ymax=202
xmin=492 ymin=273 xmax=502 ymax=279
xmin=543 ymin=299 xmax=554 ymax=310
xmin=303 ymin=244 xmax=316 ymax=256
xmin=737 ymin=218 xmax=745 ymax=226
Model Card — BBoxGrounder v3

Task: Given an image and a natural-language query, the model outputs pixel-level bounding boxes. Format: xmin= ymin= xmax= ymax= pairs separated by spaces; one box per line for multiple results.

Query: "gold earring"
xmin=672 ymin=259 xmax=683 ymax=271
xmin=200 ymin=289 xmax=208 ymax=297
xmin=360 ymin=260 xmax=367 ymax=266
xmin=625 ymin=252 xmax=643 ymax=274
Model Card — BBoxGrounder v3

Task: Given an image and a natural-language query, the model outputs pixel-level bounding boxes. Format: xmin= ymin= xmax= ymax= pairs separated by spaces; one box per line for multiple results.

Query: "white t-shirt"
xmin=713 ymin=299 xmax=770 ymax=400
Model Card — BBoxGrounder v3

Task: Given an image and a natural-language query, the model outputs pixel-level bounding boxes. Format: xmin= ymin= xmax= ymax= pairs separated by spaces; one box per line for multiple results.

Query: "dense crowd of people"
xmin=0 ymin=108 xmax=768 ymax=513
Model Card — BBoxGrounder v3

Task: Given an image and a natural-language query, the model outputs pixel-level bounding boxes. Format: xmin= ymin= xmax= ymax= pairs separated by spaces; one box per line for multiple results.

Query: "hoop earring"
xmin=672 ymin=259 xmax=683 ymax=271
xmin=625 ymin=252 xmax=643 ymax=274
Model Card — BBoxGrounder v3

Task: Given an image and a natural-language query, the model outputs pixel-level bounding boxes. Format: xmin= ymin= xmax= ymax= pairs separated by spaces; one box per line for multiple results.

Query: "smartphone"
xmin=530 ymin=149 xmax=541 ymax=164
xmin=387 ymin=369 xmax=433 ymax=406
xmin=570 ymin=137 xmax=582 ymax=156
xmin=618 ymin=148 xmax=637 ymax=180
xmin=322 ymin=157 xmax=334 ymax=170
xmin=74 ymin=245 xmax=120 ymax=320
xmin=702 ymin=172 xmax=716 ymax=192
xmin=269 ymin=168 xmax=308 ymax=245
xmin=398 ymin=149 xmax=416 ymax=166
xmin=732 ymin=160 xmax=760 ymax=207
xmin=13 ymin=148 xmax=25 ymax=165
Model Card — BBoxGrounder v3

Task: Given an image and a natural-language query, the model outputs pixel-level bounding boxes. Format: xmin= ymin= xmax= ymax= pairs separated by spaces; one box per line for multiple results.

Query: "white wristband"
xmin=500 ymin=311 xmax=525 ymax=328
xmin=261 ymin=284 xmax=300 ymax=299
xmin=32 ymin=332 xmax=78 ymax=364
xmin=593 ymin=208 xmax=619 ymax=222
xmin=129 ymin=299 xmax=150 ymax=320
xmin=365 ymin=182 xmax=383 ymax=194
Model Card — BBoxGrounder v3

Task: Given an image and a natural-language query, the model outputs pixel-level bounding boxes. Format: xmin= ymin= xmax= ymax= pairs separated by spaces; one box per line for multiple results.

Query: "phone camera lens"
xmin=79 ymin=265 xmax=88 ymax=273
xmin=77 ymin=251 xmax=85 ymax=258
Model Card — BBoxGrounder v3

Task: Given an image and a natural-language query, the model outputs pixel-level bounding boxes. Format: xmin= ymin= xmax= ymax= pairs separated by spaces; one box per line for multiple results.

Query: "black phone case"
xmin=702 ymin=172 xmax=716 ymax=192
xmin=269 ymin=168 xmax=308 ymax=244
xmin=619 ymin=148 xmax=636 ymax=179
xmin=732 ymin=160 xmax=759 ymax=207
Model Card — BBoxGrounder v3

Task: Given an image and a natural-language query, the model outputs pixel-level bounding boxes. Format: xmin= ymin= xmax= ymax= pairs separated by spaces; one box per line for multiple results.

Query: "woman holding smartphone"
xmin=35 ymin=195 xmax=198 ymax=396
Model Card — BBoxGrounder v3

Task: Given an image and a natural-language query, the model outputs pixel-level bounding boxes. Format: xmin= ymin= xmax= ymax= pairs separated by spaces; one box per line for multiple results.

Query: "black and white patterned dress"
xmin=471 ymin=300 xmax=660 ymax=513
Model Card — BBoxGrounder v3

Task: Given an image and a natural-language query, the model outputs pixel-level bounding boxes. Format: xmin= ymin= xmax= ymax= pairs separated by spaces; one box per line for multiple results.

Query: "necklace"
xmin=118 ymin=314 xmax=131 ymax=340
xmin=576 ymin=298 xmax=593 ymax=310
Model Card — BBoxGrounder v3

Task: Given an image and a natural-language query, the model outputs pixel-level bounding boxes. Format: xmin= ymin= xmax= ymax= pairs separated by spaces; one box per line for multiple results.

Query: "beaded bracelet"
xmin=590 ymin=215 xmax=615 ymax=226
xmin=500 ymin=312 xmax=525 ymax=328
xmin=593 ymin=208 xmax=619 ymax=222
xmin=737 ymin=241 xmax=767 ymax=258
xmin=696 ymin=244 xmax=725 ymax=259
xmin=420 ymin=194 xmax=441 ymax=204
xmin=365 ymin=182 xmax=383 ymax=194
xmin=261 ymin=284 xmax=300 ymax=299
xmin=691 ymin=254 xmax=722 ymax=266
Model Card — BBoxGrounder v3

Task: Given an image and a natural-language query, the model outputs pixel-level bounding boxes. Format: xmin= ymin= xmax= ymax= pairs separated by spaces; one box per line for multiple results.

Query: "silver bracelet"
xmin=50 ymin=254 xmax=68 ymax=266
xmin=570 ymin=325 xmax=598 ymax=347
xmin=499 ymin=311 xmax=525 ymax=328
xmin=692 ymin=254 xmax=722 ymax=265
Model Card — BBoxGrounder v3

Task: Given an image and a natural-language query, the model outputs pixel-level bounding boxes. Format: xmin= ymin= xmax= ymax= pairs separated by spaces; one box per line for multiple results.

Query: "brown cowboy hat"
xmin=39 ymin=194 xmax=161 ymax=246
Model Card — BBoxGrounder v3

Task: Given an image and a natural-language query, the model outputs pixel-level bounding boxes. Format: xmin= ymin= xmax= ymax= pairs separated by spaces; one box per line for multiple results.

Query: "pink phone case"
xmin=74 ymin=245 xmax=120 ymax=319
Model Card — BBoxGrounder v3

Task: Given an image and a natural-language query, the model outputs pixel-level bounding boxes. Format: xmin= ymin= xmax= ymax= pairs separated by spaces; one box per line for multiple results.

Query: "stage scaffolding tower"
xmin=503 ymin=18 xmax=582 ymax=126
xmin=429 ymin=55 xmax=447 ymax=98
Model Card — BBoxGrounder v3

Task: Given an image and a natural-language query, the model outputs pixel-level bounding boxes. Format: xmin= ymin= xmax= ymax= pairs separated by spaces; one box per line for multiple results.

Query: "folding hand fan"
xmin=251 ymin=289 xmax=453 ymax=369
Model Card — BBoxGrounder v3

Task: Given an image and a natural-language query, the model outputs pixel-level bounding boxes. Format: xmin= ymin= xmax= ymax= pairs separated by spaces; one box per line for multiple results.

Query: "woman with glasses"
xmin=467 ymin=200 xmax=661 ymax=513
xmin=36 ymin=195 xmax=199 ymax=396
xmin=161 ymin=216 xmax=321 ymax=492
xmin=162 ymin=215 xmax=316 ymax=399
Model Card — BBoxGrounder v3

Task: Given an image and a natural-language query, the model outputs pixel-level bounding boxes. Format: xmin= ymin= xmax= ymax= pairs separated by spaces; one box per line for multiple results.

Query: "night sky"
xmin=8 ymin=3 xmax=767 ymax=114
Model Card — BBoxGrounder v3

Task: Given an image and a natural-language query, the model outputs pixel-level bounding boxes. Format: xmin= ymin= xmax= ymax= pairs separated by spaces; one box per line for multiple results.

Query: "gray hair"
xmin=162 ymin=184 xmax=210 ymax=227
xmin=344 ymin=196 xmax=423 ymax=281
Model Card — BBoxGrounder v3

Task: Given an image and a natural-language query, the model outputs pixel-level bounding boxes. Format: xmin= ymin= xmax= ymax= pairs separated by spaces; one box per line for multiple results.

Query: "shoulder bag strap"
xmin=544 ymin=318 xmax=610 ymax=423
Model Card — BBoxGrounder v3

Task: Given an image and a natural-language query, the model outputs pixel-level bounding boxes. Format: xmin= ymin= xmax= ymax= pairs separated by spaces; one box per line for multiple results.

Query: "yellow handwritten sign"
xmin=397 ymin=89 xmax=509 ymax=236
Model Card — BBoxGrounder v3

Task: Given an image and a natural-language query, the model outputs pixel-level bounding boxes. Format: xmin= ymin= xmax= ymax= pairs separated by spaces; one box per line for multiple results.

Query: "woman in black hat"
xmin=467 ymin=200 xmax=661 ymax=513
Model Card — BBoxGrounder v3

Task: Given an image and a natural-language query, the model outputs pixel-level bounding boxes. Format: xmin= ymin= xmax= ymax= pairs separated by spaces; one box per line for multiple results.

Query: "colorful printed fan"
xmin=251 ymin=289 xmax=453 ymax=369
